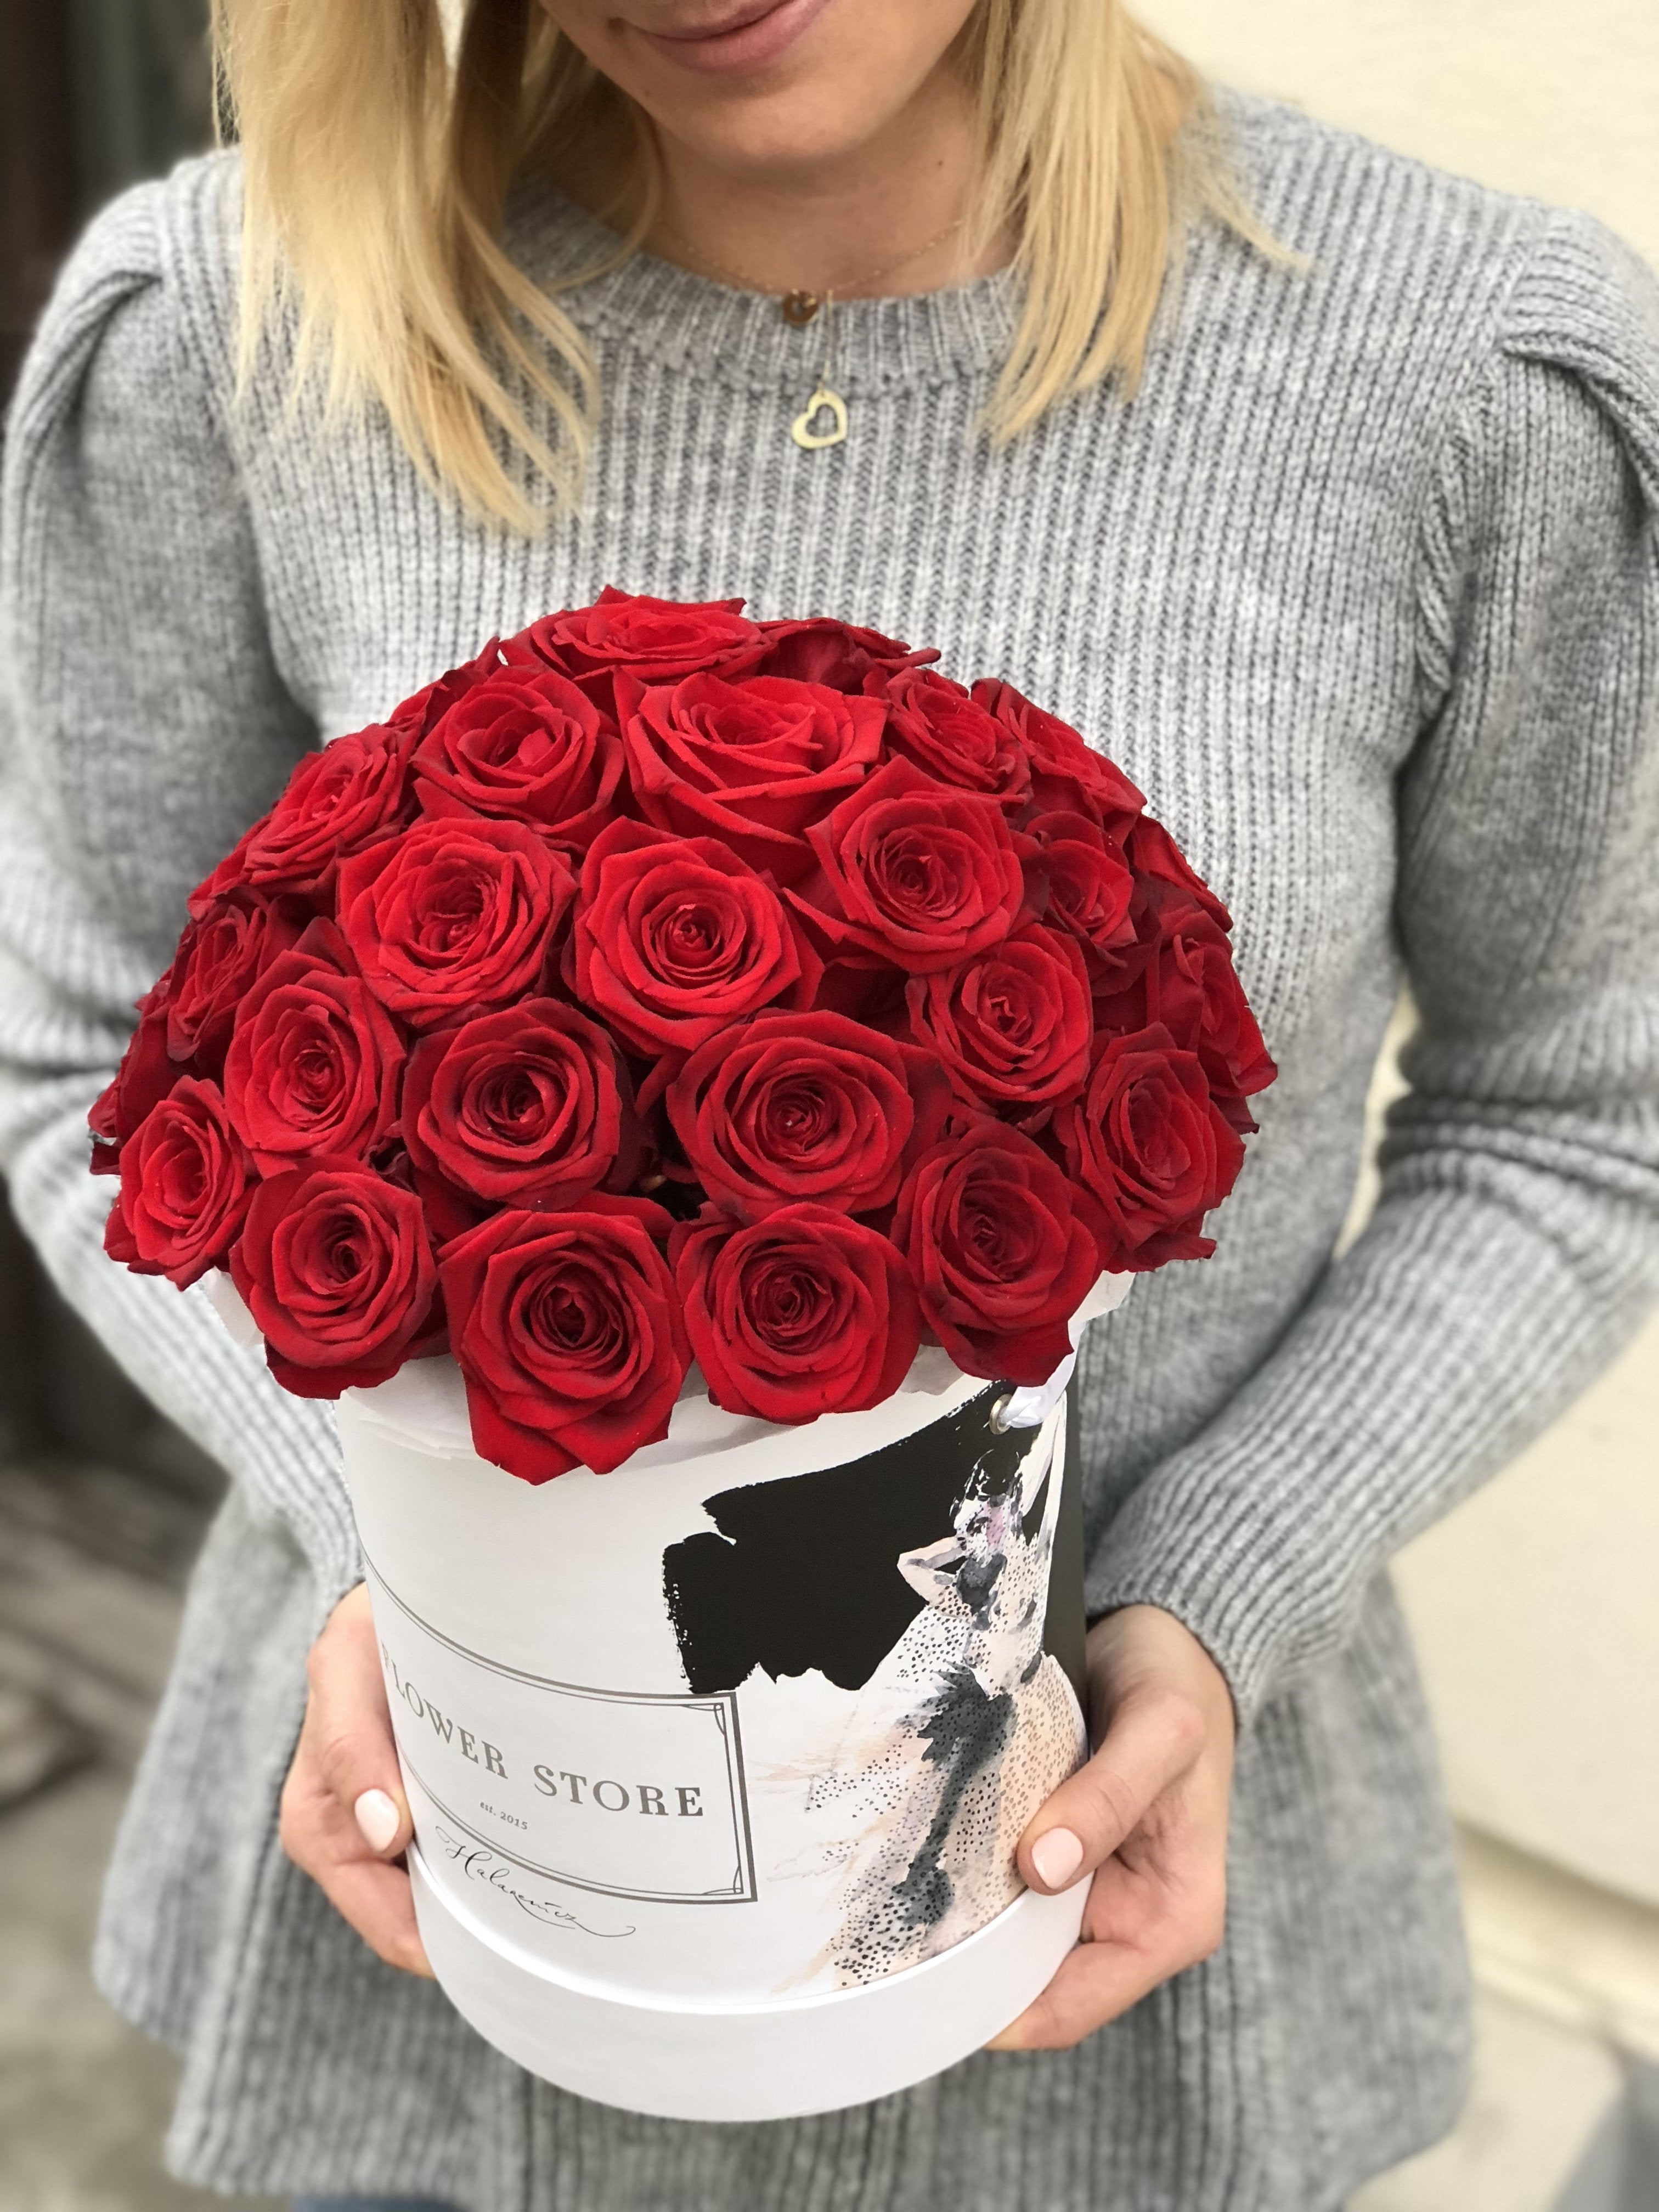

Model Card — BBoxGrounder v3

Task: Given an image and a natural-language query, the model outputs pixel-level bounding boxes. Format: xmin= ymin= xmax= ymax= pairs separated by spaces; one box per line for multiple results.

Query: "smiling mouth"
xmin=626 ymin=0 xmax=833 ymax=74
xmin=646 ymin=0 xmax=788 ymax=41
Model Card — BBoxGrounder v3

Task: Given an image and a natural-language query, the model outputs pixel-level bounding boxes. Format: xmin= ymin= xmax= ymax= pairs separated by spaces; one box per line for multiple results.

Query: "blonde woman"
xmin=3 ymin=1 xmax=1657 ymax=2207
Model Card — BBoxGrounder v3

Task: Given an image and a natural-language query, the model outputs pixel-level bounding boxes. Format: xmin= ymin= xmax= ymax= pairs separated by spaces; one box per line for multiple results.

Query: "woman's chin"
xmin=559 ymin=0 xmax=979 ymax=183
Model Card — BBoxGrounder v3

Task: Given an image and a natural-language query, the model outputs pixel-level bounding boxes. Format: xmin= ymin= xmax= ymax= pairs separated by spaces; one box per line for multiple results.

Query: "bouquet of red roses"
xmin=93 ymin=590 xmax=1274 ymax=1485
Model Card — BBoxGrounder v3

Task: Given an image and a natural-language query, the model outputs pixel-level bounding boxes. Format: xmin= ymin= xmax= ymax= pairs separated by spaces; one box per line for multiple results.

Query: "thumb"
xmin=306 ymin=1584 xmax=413 ymax=1859
xmin=1017 ymin=1685 xmax=1205 ymax=1894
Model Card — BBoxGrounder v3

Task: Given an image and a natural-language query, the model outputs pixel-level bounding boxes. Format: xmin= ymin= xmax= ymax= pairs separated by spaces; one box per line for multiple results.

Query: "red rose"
xmin=573 ymin=819 xmax=815 ymax=1057
xmin=1052 ymin=1024 xmax=1245 ymax=1269
xmin=389 ymin=639 xmax=506 ymax=741
xmin=441 ymin=1197 xmax=689 ymax=1482
xmin=970 ymin=680 xmax=1143 ymax=833
xmin=1124 ymin=812 xmax=1232 ymax=932
xmin=893 ymin=1124 xmax=1102 ymax=1385
xmin=160 ymin=890 xmax=309 ymax=1073
xmin=414 ymin=664 xmax=624 ymax=853
xmin=665 ymin=1009 xmax=951 ymax=1221
xmin=672 ymin=1203 xmax=921 ymax=1422
xmin=788 ymin=757 xmax=1025 ymax=973
xmin=231 ymin=1158 xmax=439 ymax=1396
xmin=1024 ymin=810 xmax=1138 ymax=979
xmin=511 ymin=588 xmax=765 ymax=715
xmin=618 ymin=670 xmax=884 ymax=882
xmin=338 ymin=815 xmax=574 ymax=1031
xmin=749 ymin=616 xmax=936 ymax=691
xmin=89 ymin=1005 xmax=179 ymax=1172
xmin=195 ymin=723 xmax=420 ymax=910
xmin=870 ymin=666 xmax=1031 ymax=811
xmin=907 ymin=924 xmax=1093 ymax=1115
xmin=103 ymin=1077 xmax=254 ymax=1288
xmin=222 ymin=921 xmax=407 ymax=1172
xmin=402 ymin=997 xmax=636 ymax=1208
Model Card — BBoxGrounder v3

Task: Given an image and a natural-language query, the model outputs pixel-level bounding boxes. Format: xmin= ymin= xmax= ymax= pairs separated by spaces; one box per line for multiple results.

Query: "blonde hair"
xmin=212 ymin=0 xmax=1257 ymax=531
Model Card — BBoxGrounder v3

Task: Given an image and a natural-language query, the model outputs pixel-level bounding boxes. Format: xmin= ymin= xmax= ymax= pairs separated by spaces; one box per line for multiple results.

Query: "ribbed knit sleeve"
xmin=1086 ymin=211 xmax=1659 ymax=1722
xmin=0 ymin=178 xmax=362 ymax=1594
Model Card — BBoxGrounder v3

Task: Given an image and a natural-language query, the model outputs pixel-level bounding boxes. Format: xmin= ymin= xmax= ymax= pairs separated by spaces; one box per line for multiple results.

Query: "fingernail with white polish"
xmin=354 ymin=1788 xmax=400 ymax=1854
xmin=1030 ymin=1826 xmax=1085 ymax=1891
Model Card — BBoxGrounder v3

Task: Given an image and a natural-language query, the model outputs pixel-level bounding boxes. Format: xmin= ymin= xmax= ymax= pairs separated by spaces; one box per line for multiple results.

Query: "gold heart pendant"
xmin=791 ymin=385 xmax=848 ymax=450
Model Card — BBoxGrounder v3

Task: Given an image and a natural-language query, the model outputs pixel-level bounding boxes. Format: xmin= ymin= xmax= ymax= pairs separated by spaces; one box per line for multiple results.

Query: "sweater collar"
xmin=507 ymin=180 xmax=1021 ymax=396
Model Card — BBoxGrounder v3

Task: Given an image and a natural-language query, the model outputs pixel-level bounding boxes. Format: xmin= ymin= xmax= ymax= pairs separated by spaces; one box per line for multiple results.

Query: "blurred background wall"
xmin=0 ymin=3 xmax=1655 ymax=2208
xmin=1149 ymin=0 xmax=1659 ymax=264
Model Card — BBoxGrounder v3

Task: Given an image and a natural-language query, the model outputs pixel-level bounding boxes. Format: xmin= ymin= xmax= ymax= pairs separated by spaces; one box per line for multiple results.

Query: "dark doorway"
xmin=0 ymin=0 xmax=217 ymax=1488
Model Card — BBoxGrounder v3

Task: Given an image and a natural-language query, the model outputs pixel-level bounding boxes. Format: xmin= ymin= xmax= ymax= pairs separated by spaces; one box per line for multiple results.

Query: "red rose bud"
xmin=103 ymin=1077 xmax=255 ymax=1288
xmin=1053 ymin=1023 xmax=1246 ymax=1270
xmin=1105 ymin=886 xmax=1275 ymax=1130
xmin=893 ymin=1123 xmax=1103 ymax=1386
xmin=388 ymin=638 xmax=507 ymax=742
xmin=573 ymin=819 xmax=815 ymax=1057
xmin=441 ymin=1198 xmax=689 ymax=1482
xmin=402 ymin=997 xmax=635 ymax=1208
xmin=789 ymin=757 xmax=1024 ymax=973
xmin=221 ymin=932 xmax=407 ymax=1174
xmin=230 ymin=1159 xmax=439 ymax=1397
xmin=869 ymin=665 xmax=1031 ymax=812
xmin=749 ymin=616 xmax=936 ymax=691
xmin=1124 ymin=812 xmax=1232 ymax=932
xmin=619 ymin=670 xmax=884 ymax=883
xmin=196 ymin=723 xmax=420 ymax=910
xmin=907 ymin=924 xmax=1093 ymax=1115
xmin=672 ymin=1203 xmax=921 ymax=1423
xmin=667 ymin=1009 xmax=951 ymax=1222
xmin=89 ymin=1005 xmax=178 ymax=1170
xmin=414 ymin=664 xmax=624 ymax=854
xmin=338 ymin=815 xmax=574 ymax=1031
xmin=970 ymin=679 xmax=1144 ymax=834
xmin=159 ymin=890 xmax=309 ymax=1074
xmin=1023 ymin=811 xmax=1138 ymax=974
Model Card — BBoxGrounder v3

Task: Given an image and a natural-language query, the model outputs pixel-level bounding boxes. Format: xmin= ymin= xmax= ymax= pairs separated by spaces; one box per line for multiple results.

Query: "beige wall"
xmin=1140 ymin=0 xmax=1659 ymax=2073
xmin=1401 ymin=1329 xmax=1659 ymax=1908
xmin=1335 ymin=1003 xmax=1659 ymax=1911
xmin=1143 ymin=0 xmax=1659 ymax=266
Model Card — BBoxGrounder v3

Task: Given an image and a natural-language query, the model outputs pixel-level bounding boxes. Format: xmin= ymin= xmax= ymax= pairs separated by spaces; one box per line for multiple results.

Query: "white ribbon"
xmin=996 ymin=1271 xmax=1133 ymax=1429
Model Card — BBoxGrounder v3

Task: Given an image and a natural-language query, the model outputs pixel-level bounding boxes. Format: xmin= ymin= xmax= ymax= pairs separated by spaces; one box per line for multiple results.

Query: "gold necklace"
xmin=652 ymin=213 xmax=965 ymax=450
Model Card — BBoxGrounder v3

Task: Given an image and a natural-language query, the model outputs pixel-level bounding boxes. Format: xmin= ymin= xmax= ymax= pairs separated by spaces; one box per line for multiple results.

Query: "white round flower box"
xmin=324 ymin=1280 xmax=1128 ymax=2122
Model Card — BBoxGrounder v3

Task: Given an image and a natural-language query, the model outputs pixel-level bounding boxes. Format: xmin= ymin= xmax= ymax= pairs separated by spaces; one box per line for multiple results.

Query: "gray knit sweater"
xmin=3 ymin=89 xmax=1657 ymax=2212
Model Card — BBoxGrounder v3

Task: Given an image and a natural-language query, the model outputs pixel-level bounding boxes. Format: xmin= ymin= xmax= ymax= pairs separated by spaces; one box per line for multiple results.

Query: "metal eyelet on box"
xmin=987 ymin=1392 xmax=1013 ymax=1435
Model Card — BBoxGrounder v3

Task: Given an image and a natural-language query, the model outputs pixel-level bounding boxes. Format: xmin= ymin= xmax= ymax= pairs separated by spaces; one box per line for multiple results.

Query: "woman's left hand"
xmin=988 ymin=1603 xmax=1235 ymax=2050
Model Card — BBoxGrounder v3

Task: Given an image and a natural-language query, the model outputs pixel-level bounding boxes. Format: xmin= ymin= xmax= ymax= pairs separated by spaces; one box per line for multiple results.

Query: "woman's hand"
xmin=278 ymin=1589 xmax=1229 ymax=2011
xmin=278 ymin=1582 xmax=433 ymax=1977
xmin=988 ymin=1604 xmax=1235 ymax=2050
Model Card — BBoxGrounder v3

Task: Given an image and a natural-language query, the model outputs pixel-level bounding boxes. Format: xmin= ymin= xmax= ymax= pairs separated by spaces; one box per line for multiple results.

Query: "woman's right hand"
xmin=279 ymin=1582 xmax=433 ymax=1977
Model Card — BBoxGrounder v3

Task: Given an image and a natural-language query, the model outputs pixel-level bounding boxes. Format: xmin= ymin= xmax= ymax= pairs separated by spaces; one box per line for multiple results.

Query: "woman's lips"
xmin=629 ymin=0 xmax=834 ymax=76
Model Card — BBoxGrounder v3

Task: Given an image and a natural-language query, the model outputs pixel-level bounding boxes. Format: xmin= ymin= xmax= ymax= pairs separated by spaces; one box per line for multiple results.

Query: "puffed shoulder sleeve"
xmin=1087 ymin=210 xmax=1659 ymax=1719
xmin=0 ymin=168 xmax=360 ymax=1594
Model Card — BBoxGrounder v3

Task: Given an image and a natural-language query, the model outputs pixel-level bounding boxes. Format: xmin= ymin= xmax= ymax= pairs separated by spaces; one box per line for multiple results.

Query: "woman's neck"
xmin=558 ymin=67 xmax=1011 ymax=300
